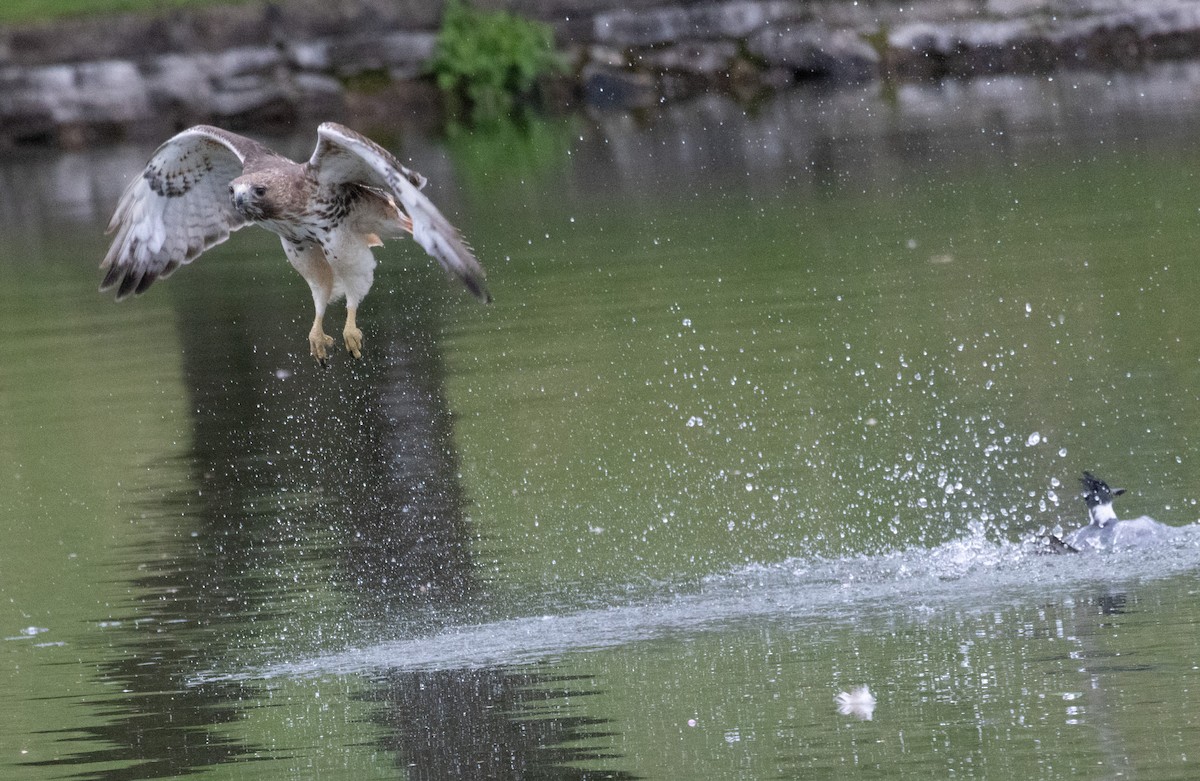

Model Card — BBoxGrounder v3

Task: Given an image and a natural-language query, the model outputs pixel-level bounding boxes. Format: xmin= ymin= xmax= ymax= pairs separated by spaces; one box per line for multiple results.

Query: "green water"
xmin=3 ymin=72 xmax=1200 ymax=779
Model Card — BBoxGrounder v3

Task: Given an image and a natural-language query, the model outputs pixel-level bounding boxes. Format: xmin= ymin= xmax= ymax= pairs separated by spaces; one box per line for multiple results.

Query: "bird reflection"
xmin=366 ymin=668 xmax=639 ymax=780
xmin=37 ymin=275 xmax=630 ymax=778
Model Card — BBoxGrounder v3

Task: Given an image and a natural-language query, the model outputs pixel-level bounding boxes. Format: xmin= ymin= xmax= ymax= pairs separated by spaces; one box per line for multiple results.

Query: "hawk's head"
xmin=229 ymin=174 xmax=277 ymax=221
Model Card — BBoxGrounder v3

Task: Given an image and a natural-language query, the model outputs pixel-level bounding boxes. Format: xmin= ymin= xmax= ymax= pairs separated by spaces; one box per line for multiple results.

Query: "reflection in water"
xmin=172 ymin=279 xmax=478 ymax=622
xmin=27 ymin=250 xmax=630 ymax=777
xmin=12 ymin=63 xmax=1200 ymax=241
xmin=24 ymin=556 xmax=262 ymax=779
xmin=367 ymin=669 xmax=638 ymax=780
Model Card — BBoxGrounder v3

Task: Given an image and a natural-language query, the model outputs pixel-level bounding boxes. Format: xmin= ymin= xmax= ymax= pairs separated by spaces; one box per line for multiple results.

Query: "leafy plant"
xmin=428 ymin=0 xmax=563 ymax=122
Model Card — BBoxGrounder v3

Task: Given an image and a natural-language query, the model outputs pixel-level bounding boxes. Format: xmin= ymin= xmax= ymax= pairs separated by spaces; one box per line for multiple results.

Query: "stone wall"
xmin=4 ymin=0 xmax=1200 ymax=147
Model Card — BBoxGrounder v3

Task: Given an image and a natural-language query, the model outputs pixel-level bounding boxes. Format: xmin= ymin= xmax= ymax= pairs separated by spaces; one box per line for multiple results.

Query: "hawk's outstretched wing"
xmin=100 ymin=126 xmax=273 ymax=299
xmin=307 ymin=122 xmax=491 ymax=303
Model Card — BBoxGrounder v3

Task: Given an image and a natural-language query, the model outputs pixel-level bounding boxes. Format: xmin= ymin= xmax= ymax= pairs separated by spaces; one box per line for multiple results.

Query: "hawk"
xmin=100 ymin=122 xmax=490 ymax=365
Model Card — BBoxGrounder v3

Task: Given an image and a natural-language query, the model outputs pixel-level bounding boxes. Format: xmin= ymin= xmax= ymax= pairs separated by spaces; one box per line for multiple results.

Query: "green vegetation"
xmin=0 ymin=0 xmax=240 ymax=24
xmin=427 ymin=0 xmax=564 ymax=123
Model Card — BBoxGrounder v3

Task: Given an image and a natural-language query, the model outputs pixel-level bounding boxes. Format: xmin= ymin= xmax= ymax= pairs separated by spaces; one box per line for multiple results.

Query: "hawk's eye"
xmin=252 ymin=185 xmax=268 ymax=198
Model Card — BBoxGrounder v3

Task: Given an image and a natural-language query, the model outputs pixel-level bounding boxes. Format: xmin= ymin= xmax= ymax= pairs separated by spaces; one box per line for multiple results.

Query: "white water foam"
xmin=193 ymin=523 xmax=1200 ymax=684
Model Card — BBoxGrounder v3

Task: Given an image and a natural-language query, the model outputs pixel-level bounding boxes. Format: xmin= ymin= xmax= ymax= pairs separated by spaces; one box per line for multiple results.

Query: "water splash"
xmin=194 ymin=523 xmax=1200 ymax=684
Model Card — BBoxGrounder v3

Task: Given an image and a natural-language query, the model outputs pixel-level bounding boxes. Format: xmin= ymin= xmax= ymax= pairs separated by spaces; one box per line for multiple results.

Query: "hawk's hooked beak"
xmin=231 ymin=183 xmax=250 ymax=210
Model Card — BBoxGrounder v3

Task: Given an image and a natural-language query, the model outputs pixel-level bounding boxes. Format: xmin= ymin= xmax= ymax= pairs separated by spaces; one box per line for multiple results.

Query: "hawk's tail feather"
xmin=100 ymin=256 xmax=164 ymax=300
xmin=457 ymin=269 xmax=492 ymax=304
xmin=99 ymin=263 xmax=140 ymax=300
xmin=415 ymin=223 xmax=491 ymax=304
xmin=448 ymin=235 xmax=491 ymax=302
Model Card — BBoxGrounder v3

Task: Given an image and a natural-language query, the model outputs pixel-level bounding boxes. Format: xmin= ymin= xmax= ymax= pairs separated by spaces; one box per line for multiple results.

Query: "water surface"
xmin=4 ymin=66 xmax=1200 ymax=779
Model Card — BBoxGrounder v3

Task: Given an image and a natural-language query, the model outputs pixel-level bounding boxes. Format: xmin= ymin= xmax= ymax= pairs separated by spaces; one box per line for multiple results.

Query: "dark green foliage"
xmin=428 ymin=0 xmax=564 ymax=123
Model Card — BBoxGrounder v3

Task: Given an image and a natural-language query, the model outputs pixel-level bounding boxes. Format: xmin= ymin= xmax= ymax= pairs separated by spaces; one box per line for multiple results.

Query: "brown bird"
xmin=100 ymin=122 xmax=490 ymax=365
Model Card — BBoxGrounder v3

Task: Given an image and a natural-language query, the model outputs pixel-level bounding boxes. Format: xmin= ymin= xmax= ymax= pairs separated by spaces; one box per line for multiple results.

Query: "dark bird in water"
xmin=1036 ymin=472 xmax=1174 ymax=553
xmin=1065 ymin=472 xmax=1172 ymax=550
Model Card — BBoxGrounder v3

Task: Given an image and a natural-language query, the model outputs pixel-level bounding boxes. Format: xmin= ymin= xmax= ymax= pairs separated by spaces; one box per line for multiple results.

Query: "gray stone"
xmin=1049 ymin=5 xmax=1200 ymax=67
xmin=212 ymin=46 xmax=287 ymax=80
xmin=593 ymin=1 xmax=800 ymax=47
xmin=887 ymin=19 xmax=1053 ymax=78
xmin=141 ymin=54 xmax=217 ymax=123
xmin=587 ymin=44 xmax=629 ymax=69
xmin=749 ymin=23 xmax=879 ymax=82
xmin=209 ymin=77 xmax=297 ymax=128
xmin=0 ymin=59 xmax=153 ymax=146
xmin=1133 ymin=2 xmax=1200 ymax=39
xmin=288 ymin=39 xmax=332 ymax=72
xmin=0 ymin=0 xmax=438 ymax=68
xmin=1052 ymin=17 xmax=1144 ymax=68
xmin=886 ymin=5 xmax=1200 ymax=78
xmin=636 ymin=40 xmax=740 ymax=76
xmin=581 ymin=63 xmax=659 ymax=109
xmin=71 ymin=60 xmax=152 ymax=124
xmin=0 ymin=65 xmax=70 ymax=143
xmin=9 ymin=0 xmax=1200 ymax=148
xmin=2 ymin=61 xmax=145 ymax=125
xmin=323 ymin=31 xmax=438 ymax=79
xmin=294 ymin=72 xmax=347 ymax=118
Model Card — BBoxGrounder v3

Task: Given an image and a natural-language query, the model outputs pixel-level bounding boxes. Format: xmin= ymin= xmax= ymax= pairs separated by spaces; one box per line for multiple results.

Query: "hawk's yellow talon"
xmin=309 ymin=319 xmax=335 ymax=365
xmin=343 ymin=328 xmax=363 ymax=358
xmin=343 ymin=307 xmax=363 ymax=359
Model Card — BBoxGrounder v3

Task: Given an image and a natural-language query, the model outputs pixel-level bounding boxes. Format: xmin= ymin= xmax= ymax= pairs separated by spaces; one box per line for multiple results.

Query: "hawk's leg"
xmin=343 ymin=307 xmax=363 ymax=359
xmin=309 ymin=315 xmax=336 ymax=367
xmin=281 ymin=238 xmax=337 ymax=367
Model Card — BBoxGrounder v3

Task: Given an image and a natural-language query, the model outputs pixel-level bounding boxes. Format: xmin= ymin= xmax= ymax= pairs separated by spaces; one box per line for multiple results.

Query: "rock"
xmin=0 ymin=0 xmax=438 ymax=67
xmin=0 ymin=60 xmax=151 ymax=146
xmin=142 ymin=49 xmax=295 ymax=129
xmin=0 ymin=65 xmax=68 ymax=144
xmin=581 ymin=63 xmax=658 ymax=109
xmin=344 ymin=80 xmax=444 ymax=132
xmin=294 ymin=72 xmax=347 ymax=119
xmin=593 ymin=1 xmax=800 ymax=47
xmin=323 ymin=31 xmax=438 ymax=80
xmin=287 ymin=39 xmax=332 ymax=72
xmin=0 ymin=45 xmax=334 ymax=146
xmin=887 ymin=4 xmax=1200 ymax=79
xmin=1053 ymin=17 xmax=1145 ymax=69
xmin=211 ymin=46 xmax=287 ymax=80
xmin=212 ymin=88 xmax=298 ymax=130
xmin=748 ymin=23 xmax=879 ymax=82
xmin=629 ymin=40 xmax=743 ymax=102
xmin=72 ymin=60 xmax=152 ymax=124
xmin=9 ymin=0 xmax=1200 ymax=148
xmin=587 ymin=44 xmax=629 ymax=69
xmin=535 ymin=72 xmax=580 ymax=113
xmin=140 ymin=54 xmax=217 ymax=129
xmin=636 ymin=40 xmax=740 ymax=76
xmin=887 ymin=19 xmax=1054 ymax=78
xmin=209 ymin=75 xmax=290 ymax=116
